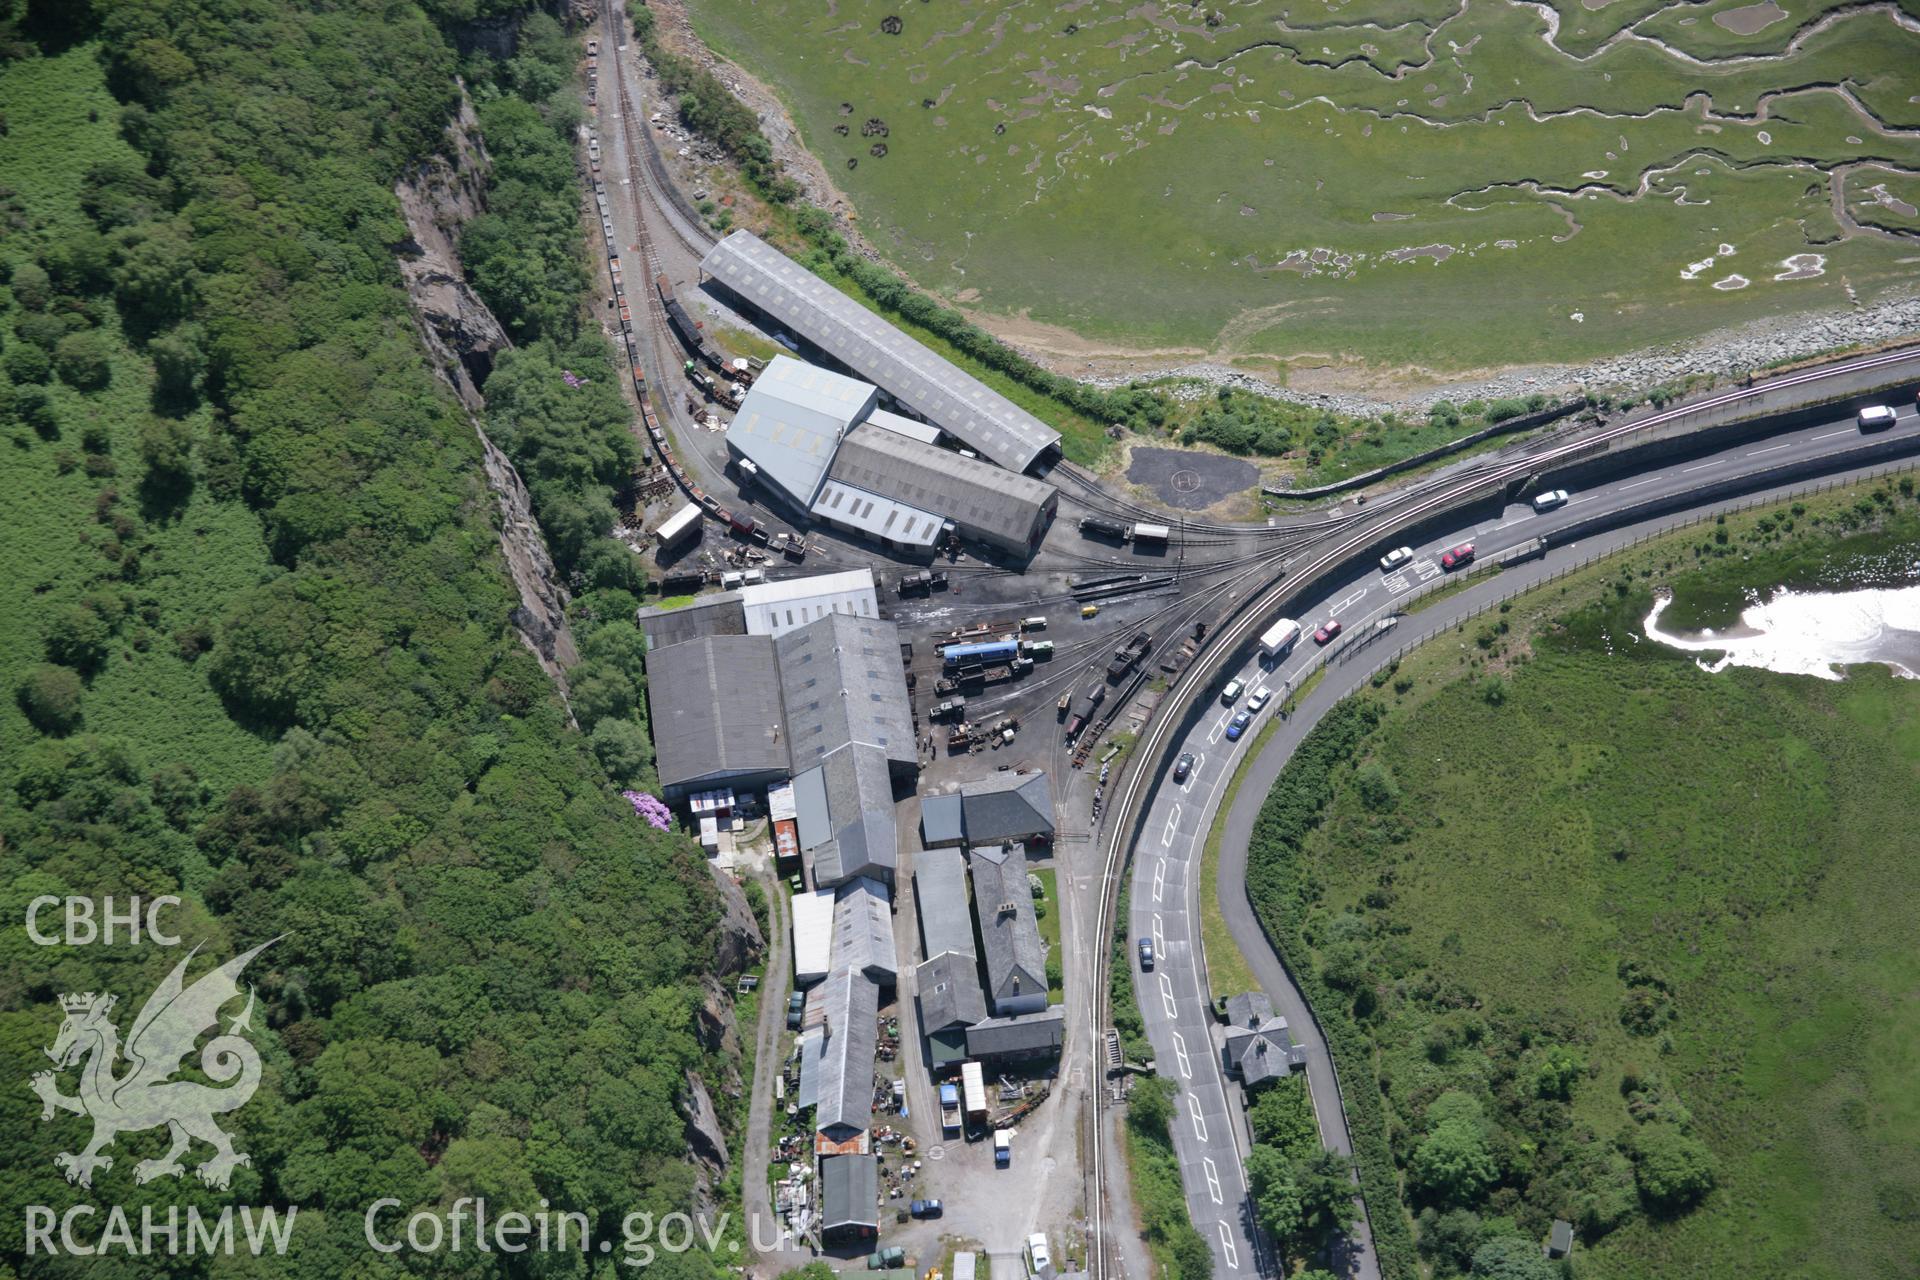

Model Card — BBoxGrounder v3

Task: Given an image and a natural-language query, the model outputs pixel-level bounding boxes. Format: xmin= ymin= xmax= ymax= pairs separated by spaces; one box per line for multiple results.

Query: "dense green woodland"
xmin=0 ymin=0 xmax=731 ymax=1273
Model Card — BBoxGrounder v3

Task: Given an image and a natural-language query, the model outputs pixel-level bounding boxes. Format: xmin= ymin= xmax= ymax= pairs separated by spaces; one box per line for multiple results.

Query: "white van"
xmin=1857 ymin=405 xmax=1897 ymax=431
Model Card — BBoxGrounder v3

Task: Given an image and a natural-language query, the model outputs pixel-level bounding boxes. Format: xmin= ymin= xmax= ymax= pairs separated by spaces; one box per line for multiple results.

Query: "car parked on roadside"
xmin=1247 ymin=686 xmax=1272 ymax=712
xmin=1532 ymin=488 xmax=1570 ymax=511
xmin=1173 ymin=752 xmax=1195 ymax=784
xmin=1314 ymin=619 xmax=1343 ymax=645
xmin=909 ymin=1199 xmax=943 ymax=1219
xmin=786 ymin=992 xmax=805 ymax=1030
xmin=1220 ymin=678 xmax=1244 ymax=705
xmin=1379 ymin=546 xmax=1414 ymax=573
xmin=1440 ymin=542 xmax=1476 ymax=571
xmin=1225 ymin=710 xmax=1253 ymax=741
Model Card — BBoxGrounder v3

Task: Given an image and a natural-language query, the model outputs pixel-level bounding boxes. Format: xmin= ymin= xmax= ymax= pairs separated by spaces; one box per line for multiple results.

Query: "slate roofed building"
xmin=777 ymin=612 xmax=915 ymax=778
xmin=965 ymin=1007 xmax=1065 ymax=1063
xmin=793 ymin=745 xmax=900 ymax=890
xmin=831 ymin=876 xmax=897 ymax=985
xmin=725 ymin=354 xmax=878 ymax=511
xmin=913 ymin=845 xmax=975 ymax=962
xmin=969 ymin=843 xmax=1047 ymax=1016
xmin=819 ymin=1153 xmax=880 ymax=1247
xmin=645 ymin=635 xmax=790 ymax=800
xmin=920 ymin=771 xmax=1055 ymax=849
xmin=915 ymin=949 xmax=988 ymax=1069
xmin=1221 ymin=991 xmax=1307 ymax=1089
xmin=701 ymin=230 xmax=1061 ymax=473
xmin=809 ymin=967 xmax=879 ymax=1145
xmin=827 ymin=423 xmax=1057 ymax=558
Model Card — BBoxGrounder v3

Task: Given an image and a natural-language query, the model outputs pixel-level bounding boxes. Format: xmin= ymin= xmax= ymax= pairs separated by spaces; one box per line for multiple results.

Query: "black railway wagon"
xmin=1079 ymin=517 xmax=1128 ymax=542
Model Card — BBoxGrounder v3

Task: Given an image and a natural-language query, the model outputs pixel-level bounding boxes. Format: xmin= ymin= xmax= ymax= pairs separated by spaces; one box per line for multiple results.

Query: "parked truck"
xmin=993 ymin=1129 xmax=1012 ymax=1168
xmin=940 ymin=1083 xmax=962 ymax=1136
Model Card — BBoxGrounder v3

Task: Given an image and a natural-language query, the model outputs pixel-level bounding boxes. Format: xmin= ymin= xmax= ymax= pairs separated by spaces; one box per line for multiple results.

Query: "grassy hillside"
xmin=0 ymin=7 xmax=729 ymax=1274
xmin=1244 ymin=475 xmax=1920 ymax=1278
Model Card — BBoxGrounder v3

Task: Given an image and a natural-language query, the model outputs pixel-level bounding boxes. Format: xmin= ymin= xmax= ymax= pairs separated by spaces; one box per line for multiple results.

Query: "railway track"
xmin=1085 ymin=339 xmax=1920 ymax=1280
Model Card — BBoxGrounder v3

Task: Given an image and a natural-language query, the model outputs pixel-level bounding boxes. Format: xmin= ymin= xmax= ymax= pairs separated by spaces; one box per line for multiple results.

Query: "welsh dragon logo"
xmin=31 ymin=940 xmax=275 ymax=1191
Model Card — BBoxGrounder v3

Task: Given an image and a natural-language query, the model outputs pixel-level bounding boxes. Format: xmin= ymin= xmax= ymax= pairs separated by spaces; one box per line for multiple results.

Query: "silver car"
xmin=1532 ymin=489 xmax=1570 ymax=512
xmin=1379 ymin=546 xmax=1414 ymax=572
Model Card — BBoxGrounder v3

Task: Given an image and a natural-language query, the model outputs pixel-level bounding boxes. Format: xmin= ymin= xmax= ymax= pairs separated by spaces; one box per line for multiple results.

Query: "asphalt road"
xmin=1128 ymin=396 xmax=1920 ymax=1279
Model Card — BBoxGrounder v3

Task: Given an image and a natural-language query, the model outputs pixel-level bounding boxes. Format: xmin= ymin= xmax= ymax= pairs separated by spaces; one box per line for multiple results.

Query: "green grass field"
xmin=1245 ymin=474 xmax=1920 ymax=1276
xmin=0 ymin=47 xmax=276 ymax=802
xmin=689 ymin=0 xmax=1920 ymax=372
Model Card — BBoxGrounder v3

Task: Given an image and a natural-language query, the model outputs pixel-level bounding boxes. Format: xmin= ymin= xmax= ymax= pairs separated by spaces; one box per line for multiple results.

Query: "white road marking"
xmin=1331 ymin=587 xmax=1366 ymax=614
xmin=1187 ymin=1093 xmax=1208 ymax=1142
xmin=1162 ymin=805 xmax=1181 ymax=847
xmin=1216 ymin=1222 xmax=1240 ymax=1269
xmin=1747 ymin=442 xmax=1792 ymax=455
xmin=1160 ymin=973 xmax=1178 ymax=1018
xmin=1619 ymin=475 xmax=1662 ymax=489
xmin=1812 ymin=428 xmax=1852 ymax=441
xmin=1681 ymin=461 xmax=1719 ymax=473
xmin=1203 ymin=1157 xmax=1224 ymax=1204
xmin=1412 ymin=559 xmax=1441 ymax=581
xmin=1152 ymin=913 xmax=1165 ymax=950
xmin=1190 ymin=753 xmax=1205 ymax=779
xmin=1153 ymin=858 xmax=1166 ymax=904
xmin=1173 ymin=1030 xmax=1193 ymax=1080
xmin=1207 ymin=715 xmax=1227 ymax=745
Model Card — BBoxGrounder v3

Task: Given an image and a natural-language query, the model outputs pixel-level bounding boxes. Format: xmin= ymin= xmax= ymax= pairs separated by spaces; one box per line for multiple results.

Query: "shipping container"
xmin=654 ymin=502 xmax=702 ymax=548
xmin=1128 ymin=522 xmax=1171 ymax=543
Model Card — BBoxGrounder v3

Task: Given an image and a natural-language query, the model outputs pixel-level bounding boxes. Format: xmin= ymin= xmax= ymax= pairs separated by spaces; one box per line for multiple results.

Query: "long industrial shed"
xmin=700 ymin=230 xmax=1062 ymax=475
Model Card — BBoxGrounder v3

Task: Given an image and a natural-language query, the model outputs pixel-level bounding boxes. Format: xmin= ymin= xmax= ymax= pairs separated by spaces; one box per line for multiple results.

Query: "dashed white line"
xmin=1747 ymin=442 xmax=1792 ymax=455
xmin=1812 ymin=428 xmax=1852 ymax=441
xmin=1186 ymin=1093 xmax=1208 ymax=1142
xmin=1619 ymin=475 xmax=1663 ymax=489
xmin=1681 ymin=461 xmax=1720 ymax=473
xmin=1216 ymin=1222 xmax=1240 ymax=1269
xmin=1203 ymin=1157 xmax=1224 ymax=1205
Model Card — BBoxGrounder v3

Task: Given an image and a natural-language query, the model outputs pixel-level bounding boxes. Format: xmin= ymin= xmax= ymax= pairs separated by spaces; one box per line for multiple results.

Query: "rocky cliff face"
xmin=394 ymin=92 xmax=581 ymax=687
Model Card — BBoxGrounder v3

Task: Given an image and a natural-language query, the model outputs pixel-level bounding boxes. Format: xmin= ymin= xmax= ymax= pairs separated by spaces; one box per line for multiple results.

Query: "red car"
xmin=1314 ymin=619 xmax=1342 ymax=645
xmin=1440 ymin=542 xmax=1476 ymax=571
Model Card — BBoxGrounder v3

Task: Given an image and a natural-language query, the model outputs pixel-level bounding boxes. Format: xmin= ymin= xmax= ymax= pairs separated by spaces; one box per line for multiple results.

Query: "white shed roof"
xmin=792 ymin=887 xmax=836 ymax=985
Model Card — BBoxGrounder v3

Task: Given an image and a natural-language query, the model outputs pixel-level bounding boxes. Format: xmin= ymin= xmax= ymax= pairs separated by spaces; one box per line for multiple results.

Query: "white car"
xmin=1247 ymin=686 xmax=1273 ymax=712
xmin=1532 ymin=489 xmax=1570 ymax=512
xmin=1028 ymin=1233 xmax=1052 ymax=1274
xmin=1857 ymin=405 xmax=1897 ymax=431
xmin=1220 ymin=678 xmax=1244 ymax=705
xmin=1379 ymin=546 xmax=1414 ymax=573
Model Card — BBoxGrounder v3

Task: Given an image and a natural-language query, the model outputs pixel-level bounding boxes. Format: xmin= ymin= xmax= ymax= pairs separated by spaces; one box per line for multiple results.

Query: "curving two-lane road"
xmin=1126 ymin=396 xmax=1920 ymax=1278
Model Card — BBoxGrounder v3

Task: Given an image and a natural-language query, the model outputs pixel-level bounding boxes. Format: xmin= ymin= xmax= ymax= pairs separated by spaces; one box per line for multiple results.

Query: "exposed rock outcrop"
xmin=708 ymin=863 xmax=765 ymax=977
xmin=393 ymin=91 xmax=580 ymax=687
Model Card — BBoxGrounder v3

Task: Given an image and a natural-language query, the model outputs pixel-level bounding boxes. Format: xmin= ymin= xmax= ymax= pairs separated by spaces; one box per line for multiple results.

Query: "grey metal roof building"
xmin=726 ymin=354 xmax=877 ymax=508
xmin=831 ymin=876 xmax=897 ymax=985
xmin=635 ymin=594 xmax=747 ymax=652
xmin=921 ymin=772 xmax=1055 ymax=849
xmin=776 ymin=612 xmax=916 ymax=777
xmin=795 ymin=746 xmax=899 ymax=890
xmin=701 ymin=231 xmax=1061 ymax=473
xmin=644 ymin=635 xmax=790 ymax=799
xmin=810 ymin=967 xmax=879 ymax=1141
xmin=970 ymin=844 xmax=1047 ymax=1016
xmin=809 ymin=478 xmax=945 ymax=553
xmin=819 ymin=1154 xmax=879 ymax=1244
xmin=1221 ymin=991 xmax=1307 ymax=1089
xmin=828 ymin=424 xmax=1057 ymax=558
xmin=966 ymin=1007 xmax=1065 ymax=1061
xmin=913 ymin=845 xmax=975 ymax=960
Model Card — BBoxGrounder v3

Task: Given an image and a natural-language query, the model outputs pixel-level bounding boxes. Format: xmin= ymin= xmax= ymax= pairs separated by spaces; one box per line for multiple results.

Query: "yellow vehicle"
xmin=1080 ymin=604 xmax=1100 ymax=619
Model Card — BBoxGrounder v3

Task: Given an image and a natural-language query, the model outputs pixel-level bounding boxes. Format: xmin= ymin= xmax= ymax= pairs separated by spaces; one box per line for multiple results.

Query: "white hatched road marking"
xmin=1162 ymin=804 xmax=1182 ymax=846
xmin=1152 ymin=912 xmax=1165 ymax=950
xmin=1153 ymin=858 xmax=1166 ymax=904
xmin=1186 ymin=1093 xmax=1208 ymax=1142
xmin=1172 ymin=1030 xmax=1193 ymax=1080
xmin=1203 ymin=1157 xmax=1223 ymax=1204
xmin=1160 ymin=972 xmax=1177 ymax=1018
xmin=1331 ymin=586 xmax=1366 ymax=614
xmin=1216 ymin=1221 xmax=1240 ymax=1269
